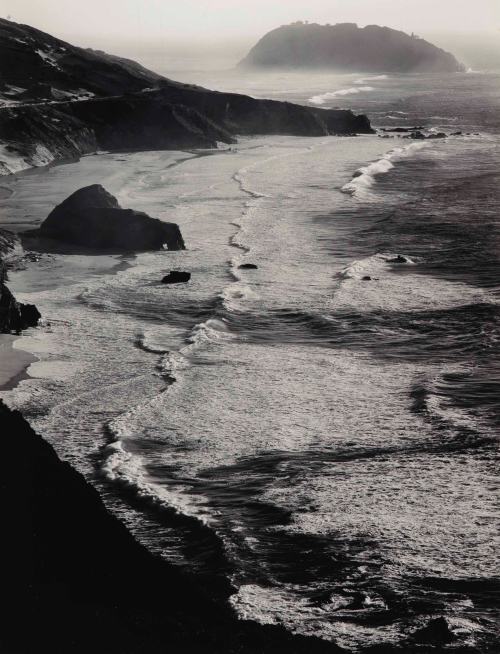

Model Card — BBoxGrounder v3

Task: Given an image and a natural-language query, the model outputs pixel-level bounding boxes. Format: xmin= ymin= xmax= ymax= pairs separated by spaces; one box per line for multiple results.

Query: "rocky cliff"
xmin=0 ymin=400 xmax=343 ymax=654
xmin=0 ymin=18 xmax=372 ymax=175
xmin=239 ymin=22 xmax=465 ymax=73
xmin=0 ymin=229 xmax=40 ymax=332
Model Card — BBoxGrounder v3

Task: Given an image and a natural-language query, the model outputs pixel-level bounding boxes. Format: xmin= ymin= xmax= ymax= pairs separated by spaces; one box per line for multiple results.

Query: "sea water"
xmin=1 ymin=69 xmax=499 ymax=651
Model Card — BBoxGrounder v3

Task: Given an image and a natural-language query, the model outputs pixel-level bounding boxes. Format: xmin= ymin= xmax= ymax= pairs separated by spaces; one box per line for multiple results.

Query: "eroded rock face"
xmin=0 ymin=232 xmax=41 ymax=333
xmin=0 ymin=277 xmax=41 ymax=333
xmin=38 ymin=185 xmax=185 ymax=251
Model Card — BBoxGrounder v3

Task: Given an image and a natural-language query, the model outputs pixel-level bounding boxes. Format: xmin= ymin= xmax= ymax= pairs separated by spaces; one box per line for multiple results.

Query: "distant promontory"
xmin=239 ymin=22 xmax=465 ymax=73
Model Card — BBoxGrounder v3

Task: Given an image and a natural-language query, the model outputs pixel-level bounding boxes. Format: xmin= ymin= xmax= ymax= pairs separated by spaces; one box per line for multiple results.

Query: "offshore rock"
xmin=37 ymin=184 xmax=185 ymax=251
xmin=162 ymin=271 xmax=191 ymax=284
xmin=388 ymin=255 xmax=409 ymax=264
xmin=239 ymin=22 xmax=465 ymax=73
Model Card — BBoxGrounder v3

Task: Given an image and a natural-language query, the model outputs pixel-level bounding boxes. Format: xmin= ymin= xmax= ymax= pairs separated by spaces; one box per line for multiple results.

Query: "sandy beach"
xmin=0 ymin=333 xmax=36 ymax=390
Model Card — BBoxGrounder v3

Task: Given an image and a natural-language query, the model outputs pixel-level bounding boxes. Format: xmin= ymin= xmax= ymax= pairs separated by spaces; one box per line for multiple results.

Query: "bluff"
xmin=0 ymin=18 xmax=372 ymax=175
xmin=239 ymin=22 xmax=465 ymax=73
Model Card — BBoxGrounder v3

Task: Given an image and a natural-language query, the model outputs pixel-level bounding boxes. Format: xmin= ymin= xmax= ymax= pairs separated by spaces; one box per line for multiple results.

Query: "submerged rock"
xmin=238 ymin=263 xmax=258 ymax=270
xmin=412 ymin=617 xmax=456 ymax=645
xmin=162 ymin=271 xmax=191 ymax=284
xmin=38 ymin=185 xmax=185 ymax=251
xmin=387 ymin=255 xmax=409 ymax=264
xmin=405 ymin=130 xmax=447 ymax=140
xmin=382 ymin=126 xmax=425 ymax=133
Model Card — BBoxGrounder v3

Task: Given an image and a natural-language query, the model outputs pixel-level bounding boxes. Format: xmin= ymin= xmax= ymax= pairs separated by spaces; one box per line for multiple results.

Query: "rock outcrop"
xmin=0 ymin=18 xmax=373 ymax=175
xmin=0 ymin=400 xmax=343 ymax=654
xmin=35 ymin=185 xmax=185 ymax=251
xmin=239 ymin=22 xmax=465 ymax=73
xmin=412 ymin=617 xmax=456 ymax=645
xmin=162 ymin=271 xmax=191 ymax=284
xmin=238 ymin=263 xmax=258 ymax=270
xmin=0 ymin=229 xmax=40 ymax=332
xmin=0 ymin=273 xmax=40 ymax=332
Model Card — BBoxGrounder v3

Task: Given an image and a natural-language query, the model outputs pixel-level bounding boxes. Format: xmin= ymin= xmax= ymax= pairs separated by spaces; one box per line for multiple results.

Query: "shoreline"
xmin=0 ymin=333 xmax=36 ymax=390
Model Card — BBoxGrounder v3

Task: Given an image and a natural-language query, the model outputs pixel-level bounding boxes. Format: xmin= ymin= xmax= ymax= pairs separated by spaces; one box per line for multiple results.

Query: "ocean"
xmin=1 ymin=68 xmax=499 ymax=651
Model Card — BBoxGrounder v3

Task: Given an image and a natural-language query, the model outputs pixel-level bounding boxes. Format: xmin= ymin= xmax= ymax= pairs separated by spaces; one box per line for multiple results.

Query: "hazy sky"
xmin=2 ymin=0 xmax=500 ymax=45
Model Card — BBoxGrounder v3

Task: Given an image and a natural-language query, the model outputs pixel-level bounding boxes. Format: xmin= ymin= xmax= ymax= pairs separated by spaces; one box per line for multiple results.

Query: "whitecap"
xmin=309 ymin=86 xmax=375 ymax=105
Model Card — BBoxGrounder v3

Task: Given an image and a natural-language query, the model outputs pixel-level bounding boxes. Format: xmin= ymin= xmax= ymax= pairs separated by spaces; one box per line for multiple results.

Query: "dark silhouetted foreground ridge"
xmin=0 ymin=401 xmax=344 ymax=654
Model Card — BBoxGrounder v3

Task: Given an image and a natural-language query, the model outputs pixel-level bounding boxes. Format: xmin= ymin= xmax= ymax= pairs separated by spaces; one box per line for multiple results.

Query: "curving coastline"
xmin=0 ymin=17 xmax=372 ymax=177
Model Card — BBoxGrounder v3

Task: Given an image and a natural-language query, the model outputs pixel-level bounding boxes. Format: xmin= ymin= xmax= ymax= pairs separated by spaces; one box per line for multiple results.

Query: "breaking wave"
xmin=341 ymin=142 xmax=428 ymax=197
xmin=309 ymin=86 xmax=375 ymax=104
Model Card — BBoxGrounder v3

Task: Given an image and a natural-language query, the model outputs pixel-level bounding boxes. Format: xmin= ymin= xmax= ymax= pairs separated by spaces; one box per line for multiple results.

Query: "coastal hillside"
xmin=0 ymin=18 xmax=372 ymax=175
xmin=239 ymin=22 xmax=465 ymax=72
xmin=0 ymin=401 xmax=342 ymax=654
xmin=0 ymin=17 xmax=165 ymax=102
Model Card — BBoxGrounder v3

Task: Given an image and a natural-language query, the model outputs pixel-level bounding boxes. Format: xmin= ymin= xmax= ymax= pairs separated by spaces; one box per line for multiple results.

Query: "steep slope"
xmin=239 ymin=22 xmax=465 ymax=73
xmin=0 ymin=17 xmax=166 ymax=103
xmin=0 ymin=18 xmax=372 ymax=175
xmin=0 ymin=401 xmax=343 ymax=654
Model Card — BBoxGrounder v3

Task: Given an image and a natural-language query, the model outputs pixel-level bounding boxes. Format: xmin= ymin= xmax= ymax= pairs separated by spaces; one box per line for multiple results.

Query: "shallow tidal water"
xmin=1 ymin=70 xmax=499 ymax=651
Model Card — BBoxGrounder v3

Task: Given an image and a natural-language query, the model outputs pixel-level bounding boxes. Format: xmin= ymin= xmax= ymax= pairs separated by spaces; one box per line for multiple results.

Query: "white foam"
xmin=338 ymin=252 xmax=415 ymax=280
xmin=101 ymin=432 xmax=214 ymax=525
xmin=231 ymin=582 xmax=402 ymax=649
xmin=220 ymin=283 xmax=259 ymax=311
xmin=341 ymin=142 xmax=428 ymax=198
xmin=309 ymin=86 xmax=375 ymax=105
xmin=183 ymin=317 xmax=232 ymax=353
xmin=333 ymin=252 xmax=497 ymax=313
xmin=355 ymin=75 xmax=389 ymax=84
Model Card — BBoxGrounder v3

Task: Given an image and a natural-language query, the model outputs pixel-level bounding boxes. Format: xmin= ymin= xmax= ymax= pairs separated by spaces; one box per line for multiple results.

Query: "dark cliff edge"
xmin=0 ymin=401 xmax=343 ymax=654
xmin=239 ymin=22 xmax=465 ymax=73
xmin=0 ymin=229 xmax=40 ymax=333
xmin=0 ymin=18 xmax=372 ymax=175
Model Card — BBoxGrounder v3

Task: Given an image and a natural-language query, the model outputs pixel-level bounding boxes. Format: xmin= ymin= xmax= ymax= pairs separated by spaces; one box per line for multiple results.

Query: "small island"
xmin=239 ymin=22 xmax=464 ymax=73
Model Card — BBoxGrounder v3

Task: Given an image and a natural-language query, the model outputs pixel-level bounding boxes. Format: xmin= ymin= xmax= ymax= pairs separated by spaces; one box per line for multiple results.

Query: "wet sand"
xmin=0 ymin=334 xmax=36 ymax=390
